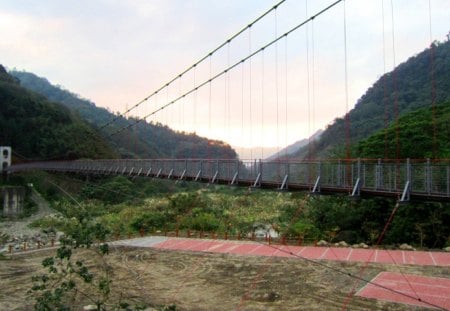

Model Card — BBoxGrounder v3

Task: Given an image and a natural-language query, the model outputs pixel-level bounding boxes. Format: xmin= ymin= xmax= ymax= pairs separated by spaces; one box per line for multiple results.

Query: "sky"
xmin=1 ymin=0 xmax=449 ymax=155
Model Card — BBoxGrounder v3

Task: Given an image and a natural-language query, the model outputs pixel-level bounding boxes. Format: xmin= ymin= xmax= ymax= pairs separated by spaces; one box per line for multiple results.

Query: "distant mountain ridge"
xmin=10 ymin=70 xmax=237 ymax=160
xmin=291 ymin=40 xmax=450 ymax=159
xmin=265 ymin=129 xmax=323 ymax=160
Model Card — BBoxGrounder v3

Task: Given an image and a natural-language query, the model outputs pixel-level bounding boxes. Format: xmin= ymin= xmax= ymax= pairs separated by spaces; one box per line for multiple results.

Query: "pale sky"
xmin=1 ymin=0 xmax=449 ymax=152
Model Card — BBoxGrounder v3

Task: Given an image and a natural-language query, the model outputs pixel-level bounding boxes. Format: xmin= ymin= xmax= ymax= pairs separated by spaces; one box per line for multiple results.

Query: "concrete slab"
xmin=296 ymin=246 xmax=328 ymax=259
xmin=226 ymin=243 xmax=261 ymax=255
xmin=432 ymin=252 xmax=450 ymax=266
xmin=248 ymin=244 xmax=278 ymax=256
xmin=112 ymin=236 xmax=168 ymax=248
xmin=375 ymin=249 xmax=403 ymax=264
xmin=356 ymin=272 xmax=450 ymax=309
xmin=322 ymin=247 xmax=352 ymax=261
xmin=271 ymin=245 xmax=297 ymax=258
xmin=347 ymin=248 xmax=375 ymax=263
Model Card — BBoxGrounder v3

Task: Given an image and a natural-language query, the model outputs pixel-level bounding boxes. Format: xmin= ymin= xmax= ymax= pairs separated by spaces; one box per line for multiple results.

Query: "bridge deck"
xmin=8 ymin=158 xmax=450 ymax=201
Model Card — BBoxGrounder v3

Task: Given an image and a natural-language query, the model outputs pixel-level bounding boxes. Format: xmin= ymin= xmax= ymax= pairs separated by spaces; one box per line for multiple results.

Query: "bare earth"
xmin=1 ymin=245 xmax=448 ymax=311
xmin=0 ymin=190 xmax=55 ymax=237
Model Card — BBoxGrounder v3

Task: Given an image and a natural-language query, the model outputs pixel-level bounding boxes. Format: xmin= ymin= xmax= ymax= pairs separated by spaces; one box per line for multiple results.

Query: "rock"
xmin=316 ymin=240 xmax=328 ymax=247
xmin=399 ymin=243 xmax=415 ymax=251
xmin=353 ymin=243 xmax=369 ymax=249
xmin=360 ymin=243 xmax=369 ymax=249
xmin=443 ymin=246 xmax=450 ymax=252
xmin=83 ymin=305 xmax=97 ymax=311
xmin=338 ymin=241 xmax=348 ymax=247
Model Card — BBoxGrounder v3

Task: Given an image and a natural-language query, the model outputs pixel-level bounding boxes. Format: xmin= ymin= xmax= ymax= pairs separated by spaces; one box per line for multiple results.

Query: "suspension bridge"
xmin=2 ymin=1 xmax=450 ymax=310
xmin=6 ymin=158 xmax=450 ymax=202
xmin=3 ymin=0 xmax=450 ymax=203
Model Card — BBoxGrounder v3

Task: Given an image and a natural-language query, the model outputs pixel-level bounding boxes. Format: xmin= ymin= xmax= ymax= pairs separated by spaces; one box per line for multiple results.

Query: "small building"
xmin=0 ymin=146 xmax=11 ymax=173
xmin=1 ymin=186 xmax=25 ymax=217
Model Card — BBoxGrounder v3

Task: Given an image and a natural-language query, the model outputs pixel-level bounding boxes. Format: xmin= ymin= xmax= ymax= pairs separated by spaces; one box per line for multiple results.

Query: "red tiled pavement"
xmin=356 ymin=272 xmax=450 ymax=309
xmin=125 ymin=237 xmax=450 ymax=308
xmin=151 ymin=237 xmax=450 ymax=267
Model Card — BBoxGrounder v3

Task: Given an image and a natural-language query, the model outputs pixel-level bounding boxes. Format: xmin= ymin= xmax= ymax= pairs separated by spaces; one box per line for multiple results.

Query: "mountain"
xmin=291 ymin=40 xmax=450 ymax=159
xmin=0 ymin=65 xmax=115 ymax=160
xmin=265 ymin=129 xmax=323 ymax=161
xmin=10 ymin=70 xmax=237 ymax=159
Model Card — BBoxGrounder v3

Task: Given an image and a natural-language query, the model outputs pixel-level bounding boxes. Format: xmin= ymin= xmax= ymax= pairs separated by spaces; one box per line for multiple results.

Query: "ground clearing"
xmin=1 ymin=239 xmax=449 ymax=310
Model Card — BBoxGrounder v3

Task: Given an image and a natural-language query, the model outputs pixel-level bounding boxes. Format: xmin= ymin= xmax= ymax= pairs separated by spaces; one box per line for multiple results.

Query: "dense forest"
xmin=291 ymin=40 xmax=450 ymax=159
xmin=0 ymin=65 xmax=115 ymax=160
xmin=10 ymin=70 xmax=237 ymax=160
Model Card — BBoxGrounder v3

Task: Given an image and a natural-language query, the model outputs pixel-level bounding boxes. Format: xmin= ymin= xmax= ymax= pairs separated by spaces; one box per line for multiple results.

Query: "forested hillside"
xmin=0 ymin=65 xmax=115 ymax=160
xmin=10 ymin=70 xmax=237 ymax=159
xmin=292 ymin=40 xmax=450 ymax=159
xmin=356 ymin=102 xmax=450 ymax=158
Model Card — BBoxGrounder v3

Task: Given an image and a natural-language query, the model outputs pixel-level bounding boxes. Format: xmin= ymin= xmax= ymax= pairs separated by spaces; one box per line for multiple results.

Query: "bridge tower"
xmin=0 ymin=146 xmax=12 ymax=173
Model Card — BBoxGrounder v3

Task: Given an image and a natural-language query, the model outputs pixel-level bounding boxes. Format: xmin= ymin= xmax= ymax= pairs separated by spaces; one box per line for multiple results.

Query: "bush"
xmin=131 ymin=212 xmax=169 ymax=232
xmin=181 ymin=212 xmax=220 ymax=232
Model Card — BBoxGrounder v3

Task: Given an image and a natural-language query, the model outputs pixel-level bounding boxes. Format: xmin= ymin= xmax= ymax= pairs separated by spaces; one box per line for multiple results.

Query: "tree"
xmin=29 ymin=203 xmax=140 ymax=310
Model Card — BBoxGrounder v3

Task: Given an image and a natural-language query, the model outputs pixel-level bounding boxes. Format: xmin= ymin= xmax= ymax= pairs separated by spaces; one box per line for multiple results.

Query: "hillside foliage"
xmin=292 ymin=40 xmax=450 ymax=159
xmin=26 ymin=172 xmax=450 ymax=249
xmin=0 ymin=65 xmax=115 ymax=160
xmin=356 ymin=102 xmax=450 ymax=158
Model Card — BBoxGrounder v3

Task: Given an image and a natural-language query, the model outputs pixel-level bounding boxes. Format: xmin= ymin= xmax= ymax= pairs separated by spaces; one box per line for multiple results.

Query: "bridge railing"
xmin=7 ymin=158 xmax=450 ymax=200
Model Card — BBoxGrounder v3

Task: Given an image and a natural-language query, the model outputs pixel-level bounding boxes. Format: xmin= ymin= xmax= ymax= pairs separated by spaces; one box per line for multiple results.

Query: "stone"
xmin=316 ymin=240 xmax=328 ymax=247
xmin=443 ymin=246 xmax=450 ymax=252
xmin=83 ymin=305 xmax=97 ymax=311
xmin=399 ymin=243 xmax=415 ymax=251
xmin=358 ymin=243 xmax=369 ymax=249
xmin=352 ymin=243 xmax=369 ymax=249
xmin=338 ymin=241 xmax=348 ymax=247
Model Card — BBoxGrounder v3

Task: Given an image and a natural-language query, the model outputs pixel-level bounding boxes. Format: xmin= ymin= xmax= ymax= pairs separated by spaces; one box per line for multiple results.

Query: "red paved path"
xmin=151 ymin=238 xmax=450 ymax=267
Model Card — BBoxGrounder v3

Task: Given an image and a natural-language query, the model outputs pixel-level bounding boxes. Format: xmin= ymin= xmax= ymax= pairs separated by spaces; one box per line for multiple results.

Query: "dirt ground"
xmin=1 ymin=245 xmax=448 ymax=311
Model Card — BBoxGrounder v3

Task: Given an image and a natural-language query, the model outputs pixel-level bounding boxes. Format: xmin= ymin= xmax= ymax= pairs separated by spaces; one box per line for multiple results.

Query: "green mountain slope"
xmin=0 ymin=65 xmax=115 ymax=160
xmin=293 ymin=40 xmax=450 ymax=159
xmin=357 ymin=102 xmax=450 ymax=159
xmin=10 ymin=70 xmax=237 ymax=159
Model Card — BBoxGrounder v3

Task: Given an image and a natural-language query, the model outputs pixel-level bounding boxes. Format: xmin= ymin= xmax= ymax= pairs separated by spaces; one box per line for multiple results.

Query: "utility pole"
xmin=447 ymin=31 xmax=450 ymax=42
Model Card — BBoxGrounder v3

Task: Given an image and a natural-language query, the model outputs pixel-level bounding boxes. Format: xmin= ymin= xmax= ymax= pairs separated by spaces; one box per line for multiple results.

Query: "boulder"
xmin=399 ymin=243 xmax=415 ymax=251
xmin=337 ymin=241 xmax=348 ymax=247
xmin=359 ymin=243 xmax=369 ymax=249
xmin=316 ymin=240 xmax=328 ymax=247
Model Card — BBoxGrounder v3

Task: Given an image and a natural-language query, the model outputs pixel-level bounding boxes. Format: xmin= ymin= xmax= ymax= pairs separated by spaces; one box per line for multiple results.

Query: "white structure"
xmin=0 ymin=146 xmax=11 ymax=172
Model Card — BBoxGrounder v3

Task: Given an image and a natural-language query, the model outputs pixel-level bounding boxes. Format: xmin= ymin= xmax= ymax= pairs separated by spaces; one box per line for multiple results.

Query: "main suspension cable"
xmin=109 ymin=0 xmax=344 ymax=137
xmin=99 ymin=0 xmax=287 ymax=130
